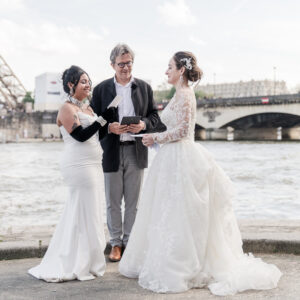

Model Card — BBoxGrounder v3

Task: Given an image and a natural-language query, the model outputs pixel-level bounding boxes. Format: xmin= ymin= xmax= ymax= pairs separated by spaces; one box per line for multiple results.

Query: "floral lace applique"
xmin=153 ymin=89 xmax=196 ymax=144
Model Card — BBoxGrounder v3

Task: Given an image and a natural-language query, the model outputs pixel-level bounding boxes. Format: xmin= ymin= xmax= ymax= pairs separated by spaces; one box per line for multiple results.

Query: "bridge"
xmin=195 ymin=94 xmax=300 ymax=140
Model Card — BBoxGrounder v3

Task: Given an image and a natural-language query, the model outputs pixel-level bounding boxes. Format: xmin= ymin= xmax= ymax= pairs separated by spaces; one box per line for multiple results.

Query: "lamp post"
xmin=273 ymin=66 xmax=277 ymax=95
xmin=213 ymin=72 xmax=216 ymax=98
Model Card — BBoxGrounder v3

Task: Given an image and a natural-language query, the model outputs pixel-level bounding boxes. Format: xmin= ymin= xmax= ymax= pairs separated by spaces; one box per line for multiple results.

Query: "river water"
xmin=0 ymin=141 xmax=300 ymax=236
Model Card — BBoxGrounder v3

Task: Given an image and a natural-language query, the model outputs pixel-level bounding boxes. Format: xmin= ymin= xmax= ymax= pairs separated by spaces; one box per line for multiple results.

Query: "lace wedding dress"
xmin=28 ymin=112 xmax=106 ymax=282
xmin=119 ymin=88 xmax=281 ymax=296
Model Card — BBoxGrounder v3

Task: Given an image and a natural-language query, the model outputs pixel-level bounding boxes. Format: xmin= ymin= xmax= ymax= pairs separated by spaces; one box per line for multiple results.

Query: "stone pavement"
xmin=0 ymin=254 xmax=299 ymax=300
xmin=0 ymin=220 xmax=299 ymax=299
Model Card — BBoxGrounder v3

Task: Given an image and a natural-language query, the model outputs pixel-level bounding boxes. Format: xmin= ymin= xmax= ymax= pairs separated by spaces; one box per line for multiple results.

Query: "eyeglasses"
xmin=116 ymin=61 xmax=133 ymax=68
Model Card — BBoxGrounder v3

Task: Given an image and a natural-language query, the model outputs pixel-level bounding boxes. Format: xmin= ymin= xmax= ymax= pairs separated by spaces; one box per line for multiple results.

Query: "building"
xmin=197 ymin=79 xmax=289 ymax=98
xmin=34 ymin=72 xmax=66 ymax=139
xmin=34 ymin=72 xmax=66 ymax=111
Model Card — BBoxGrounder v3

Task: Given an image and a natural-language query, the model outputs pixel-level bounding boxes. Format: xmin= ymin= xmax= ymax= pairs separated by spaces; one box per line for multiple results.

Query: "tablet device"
xmin=121 ymin=116 xmax=141 ymax=125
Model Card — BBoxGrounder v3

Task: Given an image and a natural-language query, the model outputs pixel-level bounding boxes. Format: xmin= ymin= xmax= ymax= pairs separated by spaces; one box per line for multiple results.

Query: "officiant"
xmin=90 ymin=43 xmax=166 ymax=262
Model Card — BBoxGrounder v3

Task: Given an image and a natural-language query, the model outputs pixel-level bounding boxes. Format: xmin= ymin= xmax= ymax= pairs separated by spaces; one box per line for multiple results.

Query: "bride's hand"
xmin=142 ymin=134 xmax=154 ymax=147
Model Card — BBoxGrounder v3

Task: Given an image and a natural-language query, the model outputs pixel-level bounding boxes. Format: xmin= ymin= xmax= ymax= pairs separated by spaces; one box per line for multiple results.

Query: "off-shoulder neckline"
xmin=77 ymin=111 xmax=96 ymax=118
xmin=58 ymin=112 xmax=96 ymax=129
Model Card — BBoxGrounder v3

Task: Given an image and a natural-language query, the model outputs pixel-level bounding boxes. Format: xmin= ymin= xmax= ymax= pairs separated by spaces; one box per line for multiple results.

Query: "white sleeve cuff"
xmin=96 ymin=116 xmax=107 ymax=127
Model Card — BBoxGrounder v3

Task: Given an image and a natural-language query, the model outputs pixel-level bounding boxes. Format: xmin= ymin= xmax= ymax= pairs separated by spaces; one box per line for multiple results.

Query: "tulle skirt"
xmin=119 ymin=139 xmax=281 ymax=296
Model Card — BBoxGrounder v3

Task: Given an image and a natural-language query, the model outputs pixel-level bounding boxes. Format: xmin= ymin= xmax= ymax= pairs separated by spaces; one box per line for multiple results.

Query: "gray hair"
xmin=110 ymin=43 xmax=135 ymax=64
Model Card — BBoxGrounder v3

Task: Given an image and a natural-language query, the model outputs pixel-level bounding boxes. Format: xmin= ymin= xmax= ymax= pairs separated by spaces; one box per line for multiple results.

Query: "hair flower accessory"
xmin=180 ymin=57 xmax=192 ymax=70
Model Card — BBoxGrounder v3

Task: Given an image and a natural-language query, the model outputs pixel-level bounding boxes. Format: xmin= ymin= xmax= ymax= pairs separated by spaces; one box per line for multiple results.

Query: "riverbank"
xmin=0 ymin=220 xmax=299 ymax=261
xmin=0 ymin=137 xmax=62 ymax=143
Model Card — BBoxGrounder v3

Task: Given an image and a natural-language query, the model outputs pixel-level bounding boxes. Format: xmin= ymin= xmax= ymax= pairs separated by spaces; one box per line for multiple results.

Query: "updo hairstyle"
xmin=173 ymin=51 xmax=203 ymax=83
xmin=62 ymin=65 xmax=91 ymax=95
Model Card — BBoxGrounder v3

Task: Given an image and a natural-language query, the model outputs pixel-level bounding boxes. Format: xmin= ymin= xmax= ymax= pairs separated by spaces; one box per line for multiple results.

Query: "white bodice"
xmin=153 ymin=88 xmax=196 ymax=144
xmin=59 ymin=112 xmax=102 ymax=169
xmin=59 ymin=112 xmax=100 ymax=147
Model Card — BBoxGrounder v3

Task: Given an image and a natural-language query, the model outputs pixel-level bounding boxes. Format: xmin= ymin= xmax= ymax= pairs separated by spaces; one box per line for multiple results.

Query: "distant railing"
xmin=196 ymin=93 xmax=300 ymax=108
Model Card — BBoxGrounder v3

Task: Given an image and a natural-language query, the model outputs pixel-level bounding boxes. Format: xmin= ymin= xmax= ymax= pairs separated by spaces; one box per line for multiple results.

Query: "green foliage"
xmin=166 ymin=86 xmax=176 ymax=99
xmin=153 ymin=89 xmax=170 ymax=103
xmin=195 ymin=90 xmax=210 ymax=99
xmin=22 ymin=92 xmax=34 ymax=103
xmin=154 ymin=86 xmax=210 ymax=102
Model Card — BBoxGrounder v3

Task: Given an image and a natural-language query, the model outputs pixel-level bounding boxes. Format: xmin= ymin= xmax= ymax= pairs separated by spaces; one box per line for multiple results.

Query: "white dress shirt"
xmin=114 ymin=76 xmax=135 ymax=142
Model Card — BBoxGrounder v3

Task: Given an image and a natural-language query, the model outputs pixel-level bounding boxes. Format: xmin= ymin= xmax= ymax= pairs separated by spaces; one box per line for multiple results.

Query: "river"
xmin=0 ymin=141 xmax=300 ymax=236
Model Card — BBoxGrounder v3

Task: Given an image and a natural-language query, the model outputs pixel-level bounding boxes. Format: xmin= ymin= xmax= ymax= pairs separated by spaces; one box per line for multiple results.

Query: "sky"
xmin=1 ymin=0 xmax=300 ymax=92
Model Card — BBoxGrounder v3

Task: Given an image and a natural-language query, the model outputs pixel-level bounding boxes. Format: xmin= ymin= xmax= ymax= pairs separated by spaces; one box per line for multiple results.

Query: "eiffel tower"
xmin=0 ymin=55 xmax=26 ymax=111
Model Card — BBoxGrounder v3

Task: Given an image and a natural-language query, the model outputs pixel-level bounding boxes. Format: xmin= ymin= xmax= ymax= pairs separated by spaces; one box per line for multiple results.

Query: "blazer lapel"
xmin=106 ymin=78 xmax=117 ymax=107
xmin=131 ymin=80 xmax=140 ymax=116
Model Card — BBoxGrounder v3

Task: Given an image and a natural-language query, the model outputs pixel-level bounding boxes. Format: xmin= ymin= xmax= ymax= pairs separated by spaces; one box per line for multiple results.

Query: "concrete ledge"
xmin=0 ymin=246 xmax=48 ymax=261
xmin=0 ymin=243 xmax=112 ymax=261
xmin=1 ymin=220 xmax=299 ymax=260
xmin=243 ymin=239 xmax=300 ymax=255
xmin=0 ymin=239 xmax=299 ymax=261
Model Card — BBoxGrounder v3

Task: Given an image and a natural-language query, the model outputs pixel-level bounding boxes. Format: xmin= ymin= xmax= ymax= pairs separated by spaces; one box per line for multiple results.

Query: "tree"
xmin=195 ymin=90 xmax=208 ymax=99
xmin=22 ymin=92 xmax=34 ymax=104
xmin=153 ymin=89 xmax=169 ymax=102
xmin=166 ymin=86 xmax=176 ymax=99
xmin=154 ymin=84 xmax=210 ymax=103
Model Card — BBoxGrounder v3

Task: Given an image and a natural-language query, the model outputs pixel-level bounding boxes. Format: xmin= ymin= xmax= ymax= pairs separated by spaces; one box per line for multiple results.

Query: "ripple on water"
xmin=1 ymin=141 xmax=300 ymax=235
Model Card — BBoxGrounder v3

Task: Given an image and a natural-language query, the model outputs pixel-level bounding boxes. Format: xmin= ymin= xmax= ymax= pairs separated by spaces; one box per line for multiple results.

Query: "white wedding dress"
xmin=119 ymin=88 xmax=282 ymax=296
xmin=28 ymin=112 xmax=106 ymax=282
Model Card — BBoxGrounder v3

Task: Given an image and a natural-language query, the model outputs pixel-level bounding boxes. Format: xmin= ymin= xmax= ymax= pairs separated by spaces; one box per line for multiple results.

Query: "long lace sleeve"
xmin=152 ymin=90 xmax=193 ymax=144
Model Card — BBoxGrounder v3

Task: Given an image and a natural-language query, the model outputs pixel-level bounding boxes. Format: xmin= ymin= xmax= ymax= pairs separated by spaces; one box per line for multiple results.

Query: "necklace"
xmin=68 ymin=95 xmax=84 ymax=109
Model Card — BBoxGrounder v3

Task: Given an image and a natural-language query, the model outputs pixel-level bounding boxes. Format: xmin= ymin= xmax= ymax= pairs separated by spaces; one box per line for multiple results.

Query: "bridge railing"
xmin=196 ymin=93 xmax=300 ymax=108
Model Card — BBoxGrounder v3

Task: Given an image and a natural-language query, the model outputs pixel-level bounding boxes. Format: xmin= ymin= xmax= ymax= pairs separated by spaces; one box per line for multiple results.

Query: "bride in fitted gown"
xmin=119 ymin=52 xmax=281 ymax=296
xmin=28 ymin=66 xmax=111 ymax=282
xmin=28 ymin=112 xmax=106 ymax=282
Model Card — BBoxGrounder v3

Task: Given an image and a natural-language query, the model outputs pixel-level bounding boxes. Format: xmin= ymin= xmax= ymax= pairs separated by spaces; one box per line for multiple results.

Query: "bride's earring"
xmin=180 ymin=75 xmax=183 ymax=87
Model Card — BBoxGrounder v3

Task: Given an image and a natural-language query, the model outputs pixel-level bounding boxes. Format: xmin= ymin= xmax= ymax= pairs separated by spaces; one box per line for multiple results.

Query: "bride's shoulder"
xmin=59 ymin=101 xmax=74 ymax=113
xmin=175 ymin=88 xmax=195 ymax=101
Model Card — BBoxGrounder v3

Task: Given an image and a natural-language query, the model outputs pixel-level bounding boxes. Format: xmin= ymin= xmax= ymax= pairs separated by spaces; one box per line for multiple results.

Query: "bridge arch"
xmin=220 ymin=112 xmax=300 ymax=129
xmin=196 ymin=103 xmax=300 ymax=129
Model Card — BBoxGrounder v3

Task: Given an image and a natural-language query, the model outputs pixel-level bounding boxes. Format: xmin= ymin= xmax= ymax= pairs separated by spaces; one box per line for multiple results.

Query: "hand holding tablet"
xmin=121 ymin=116 xmax=141 ymax=125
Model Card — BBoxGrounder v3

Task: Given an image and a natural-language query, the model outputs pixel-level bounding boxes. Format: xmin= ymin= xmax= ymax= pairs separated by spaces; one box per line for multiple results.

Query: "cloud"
xmin=189 ymin=34 xmax=207 ymax=46
xmin=158 ymin=0 xmax=196 ymax=27
xmin=101 ymin=26 xmax=110 ymax=36
xmin=231 ymin=0 xmax=249 ymax=15
xmin=0 ymin=19 xmax=105 ymax=55
xmin=0 ymin=0 xmax=24 ymax=12
xmin=0 ymin=19 xmax=111 ymax=90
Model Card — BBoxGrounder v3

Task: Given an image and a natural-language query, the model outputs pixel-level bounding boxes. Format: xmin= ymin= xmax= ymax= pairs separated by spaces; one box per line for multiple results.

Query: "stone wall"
xmin=195 ymin=127 xmax=300 ymax=141
xmin=0 ymin=111 xmax=60 ymax=142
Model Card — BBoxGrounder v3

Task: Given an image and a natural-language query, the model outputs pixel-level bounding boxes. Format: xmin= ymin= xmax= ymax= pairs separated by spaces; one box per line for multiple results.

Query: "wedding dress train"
xmin=119 ymin=89 xmax=281 ymax=296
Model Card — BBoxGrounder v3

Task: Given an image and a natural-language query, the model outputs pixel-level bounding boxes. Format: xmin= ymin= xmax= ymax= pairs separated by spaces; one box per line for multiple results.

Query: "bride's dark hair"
xmin=62 ymin=65 xmax=91 ymax=95
xmin=173 ymin=51 xmax=203 ymax=83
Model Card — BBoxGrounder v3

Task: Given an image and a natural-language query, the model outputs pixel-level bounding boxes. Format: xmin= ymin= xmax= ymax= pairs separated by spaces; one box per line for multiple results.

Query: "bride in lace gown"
xmin=28 ymin=66 xmax=115 ymax=282
xmin=119 ymin=52 xmax=282 ymax=296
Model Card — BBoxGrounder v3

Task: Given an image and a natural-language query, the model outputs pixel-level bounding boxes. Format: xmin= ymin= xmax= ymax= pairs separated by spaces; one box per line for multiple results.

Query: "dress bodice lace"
xmin=153 ymin=88 xmax=196 ymax=144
